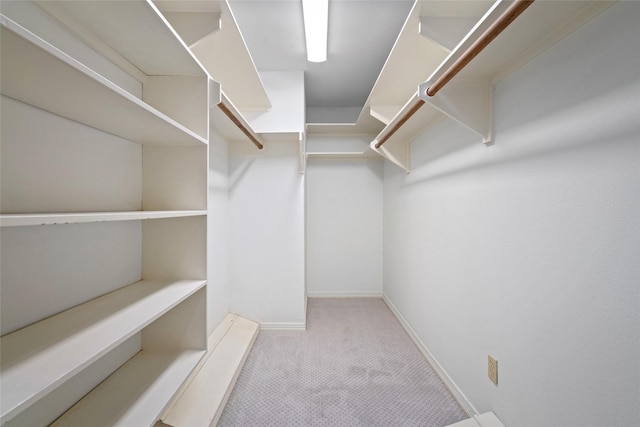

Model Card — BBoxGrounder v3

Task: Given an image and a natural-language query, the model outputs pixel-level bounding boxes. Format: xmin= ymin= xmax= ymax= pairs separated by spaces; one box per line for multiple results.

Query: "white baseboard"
xmin=260 ymin=321 xmax=306 ymax=331
xmin=307 ymin=291 xmax=383 ymax=298
xmin=382 ymin=294 xmax=478 ymax=418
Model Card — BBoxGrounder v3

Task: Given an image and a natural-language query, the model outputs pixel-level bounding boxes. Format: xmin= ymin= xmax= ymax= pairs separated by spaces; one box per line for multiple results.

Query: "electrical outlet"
xmin=488 ymin=355 xmax=498 ymax=385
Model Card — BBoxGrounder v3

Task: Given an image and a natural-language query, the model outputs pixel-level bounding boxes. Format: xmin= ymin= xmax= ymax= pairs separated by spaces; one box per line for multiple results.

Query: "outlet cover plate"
xmin=488 ymin=355 xmax=498 ymax=385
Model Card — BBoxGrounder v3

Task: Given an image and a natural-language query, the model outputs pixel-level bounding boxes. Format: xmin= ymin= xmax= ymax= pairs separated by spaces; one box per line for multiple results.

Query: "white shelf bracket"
xmin=162 ymin=12 xmax=221 ymax=48
xmin=419 ymin=78 xmax=493 ymax=145
xmin=369 ymin=105 xmax=402 ymax=126
xmin=370 ymin=138 xmax=410 ymax=174
xmin=419 ymin=16 xmax=478 ymax=52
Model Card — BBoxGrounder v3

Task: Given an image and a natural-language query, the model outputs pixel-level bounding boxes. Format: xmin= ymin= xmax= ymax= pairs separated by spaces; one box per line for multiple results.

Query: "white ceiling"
xmin=228 ymin=0 xmax=414 ymax=123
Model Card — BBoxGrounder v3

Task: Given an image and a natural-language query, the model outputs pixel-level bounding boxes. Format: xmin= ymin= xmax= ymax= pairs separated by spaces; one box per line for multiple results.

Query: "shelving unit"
xmin=1 ymin=280 xmax=206 ymax=424
xmin=0 ymin=1 xmax=209 ymax=425
xmin=154 ymin=1 xmax=272 ymax=153
xmin=0 ymin=211 xmax=207 ymax=227
xmin=367 ymin=0 xmax=613 ymax=172
xmin=0 ymin=16 xmax=207 ymax=146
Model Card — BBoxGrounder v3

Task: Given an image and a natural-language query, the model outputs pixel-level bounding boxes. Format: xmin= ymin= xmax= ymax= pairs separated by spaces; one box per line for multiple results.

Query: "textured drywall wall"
xmin=382 ymin=2 xmax=640 ymax=426
xmin=228 ymin=140 xmax=306 ymax=327
xmin=306 ymin=146 xmax=383 ymax=296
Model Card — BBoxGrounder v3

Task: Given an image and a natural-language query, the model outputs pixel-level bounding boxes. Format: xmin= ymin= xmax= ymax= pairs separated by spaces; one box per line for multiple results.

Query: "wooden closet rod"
xmin=374 ymin=99 xmax=425 ymax=149
xmin=217 ymin=102 xmax=264 ymax=150
xmin=426 ymin=0 xmax=535 ymax=97
xmin=375 ymin=0 xmax=534 ymax=150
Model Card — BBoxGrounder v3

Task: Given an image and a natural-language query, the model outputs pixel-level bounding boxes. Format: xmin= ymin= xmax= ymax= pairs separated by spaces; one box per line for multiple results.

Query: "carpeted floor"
xmin=218 ymin=298 xmax=467 ymax=426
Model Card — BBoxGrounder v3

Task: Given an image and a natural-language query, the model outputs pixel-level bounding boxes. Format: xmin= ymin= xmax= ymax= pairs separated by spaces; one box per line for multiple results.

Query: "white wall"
xmin=228 ymin=140 xmax=306 ymax=328
xmin=207 ymin=130 xmax=231 ymax=334
xmin=382 ymin=3 xmax=640 ymax=426
xmin=244 ymin=71 xmax=305 ymax=134
xmin=306 ymin=137 xmax=383 ymax=296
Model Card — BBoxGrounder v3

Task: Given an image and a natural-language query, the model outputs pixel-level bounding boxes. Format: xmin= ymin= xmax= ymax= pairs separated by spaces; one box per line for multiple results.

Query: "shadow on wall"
xmin=403 ymin=79 xmax=638 ymax=189
xmin=228 ymin=156 xmax=258 ymax=194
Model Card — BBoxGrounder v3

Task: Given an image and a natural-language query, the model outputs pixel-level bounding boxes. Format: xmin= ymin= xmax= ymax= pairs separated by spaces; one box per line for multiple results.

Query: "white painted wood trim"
xmin=0 ymin=210 xmax=207 ymax=227
xmin=382 ymin=294 xmax=478 ymax=418
xmin=160 ymin=313 xmax=238 ymax=420
xmin=161 ymin=316 xmax=259 ymax=427
xmin=212 ymin=317 xmax=259 ymax=426
xmin=259 ymin=322 xmax=306 ymax=331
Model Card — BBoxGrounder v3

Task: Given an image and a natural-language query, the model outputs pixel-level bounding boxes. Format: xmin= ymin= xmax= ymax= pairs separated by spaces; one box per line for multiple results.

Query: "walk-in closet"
xmin=1 ymin=0 xmax=638 ymax=426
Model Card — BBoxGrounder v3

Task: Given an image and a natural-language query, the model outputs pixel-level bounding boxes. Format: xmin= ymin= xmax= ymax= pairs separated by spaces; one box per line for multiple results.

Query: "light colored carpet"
xmin=218 ymin=298 xmax=467 ymax=426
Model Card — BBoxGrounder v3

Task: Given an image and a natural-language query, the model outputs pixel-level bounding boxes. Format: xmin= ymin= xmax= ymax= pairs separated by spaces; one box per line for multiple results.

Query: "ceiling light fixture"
xmin=302 ymin=0 xmax=328 ymax=62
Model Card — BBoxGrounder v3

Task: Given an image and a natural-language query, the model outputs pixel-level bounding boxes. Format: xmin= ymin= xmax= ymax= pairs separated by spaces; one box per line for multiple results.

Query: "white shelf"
xmin=0 ymin=279 xmax=206 ymax=424
xmin=424 ymin=0 xmax=613 ymax=83
xmin=51 ymin=349 xmax=205 ymax=427
xmin=155 ymin=0 xmax=271 ymax=112
xmin=0 ymin=210 xmax=207 ymax=227
xmin=35 ymin=0 xmax=205 ymax=78
xmin=210 ymin=84 xmax=264 ymax=150
xmin=365 ymin=0 xmax=471 ymax=116
xmin=368 ymin=0 xmax=612 ymax=172
xmin=0 ymin=16 xmax=207 ymax=146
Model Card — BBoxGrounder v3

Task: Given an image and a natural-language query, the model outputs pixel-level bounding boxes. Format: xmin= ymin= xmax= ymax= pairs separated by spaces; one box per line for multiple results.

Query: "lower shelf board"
xmin=0 ymin=279 xmax=206 ymax=424
xmin=51 ymin=349 xmax=206 ymax=427
xmin=161 ymin=314 xmax=259 ymax=427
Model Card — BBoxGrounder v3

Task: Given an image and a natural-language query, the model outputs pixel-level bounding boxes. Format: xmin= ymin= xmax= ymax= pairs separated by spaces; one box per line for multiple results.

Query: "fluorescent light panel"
xmin=302 ymin=0 xmax=328 ymax=62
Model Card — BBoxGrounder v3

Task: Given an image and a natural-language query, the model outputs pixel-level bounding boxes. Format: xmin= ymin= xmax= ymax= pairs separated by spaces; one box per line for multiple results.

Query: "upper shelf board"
xmin=422 ymin=0 xmax=613 ymax=85
xmin=0 ymin=16 xmax=207 ymax=146
xmin=210 ymin=81 xmax=264 ymax=150
xmin=0 ymin=211 xmax=207 ymax=227
xmin=368 ymin=0 xmax=613 ymax=172
xmin=365 ymin=0 xmax=494 ymax=117
xmin=34 ymin=0 xmax=205 ymax=77
xmin=155 ymin=0 xmax=271 ymax=112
